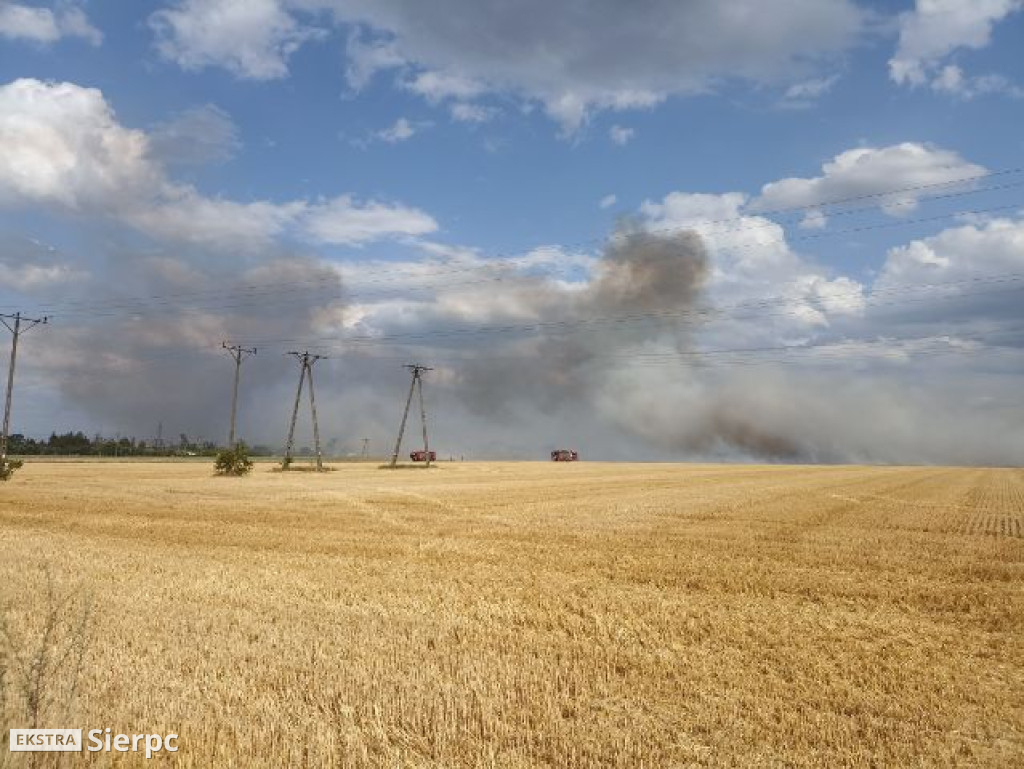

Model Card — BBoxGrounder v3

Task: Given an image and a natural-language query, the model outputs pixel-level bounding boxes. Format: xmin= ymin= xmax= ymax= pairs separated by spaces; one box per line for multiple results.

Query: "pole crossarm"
xmin=0 ymin=313 xmax=48 ymax=334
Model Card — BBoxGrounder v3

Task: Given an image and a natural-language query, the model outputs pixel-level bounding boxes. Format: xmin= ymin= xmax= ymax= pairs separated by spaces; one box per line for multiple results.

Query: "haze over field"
xmin=2 ymin=1 xmax=1024 ymax=462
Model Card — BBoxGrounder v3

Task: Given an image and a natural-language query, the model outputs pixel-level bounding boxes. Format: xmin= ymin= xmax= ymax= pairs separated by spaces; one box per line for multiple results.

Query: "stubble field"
xmin=0 ymin=461 xmax=1022 ymax=767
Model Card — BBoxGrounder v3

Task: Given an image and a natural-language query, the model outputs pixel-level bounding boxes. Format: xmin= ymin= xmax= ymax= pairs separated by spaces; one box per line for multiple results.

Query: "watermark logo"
xmin=10 ymin=729 xmax=178 ymax=759
xmin=10 ymin=729 xmax=81 ymax=752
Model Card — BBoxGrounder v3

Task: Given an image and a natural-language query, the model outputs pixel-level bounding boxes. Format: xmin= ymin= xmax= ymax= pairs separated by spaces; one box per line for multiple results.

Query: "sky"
xmin=1 ymin=0 xmax=1023 ymax=463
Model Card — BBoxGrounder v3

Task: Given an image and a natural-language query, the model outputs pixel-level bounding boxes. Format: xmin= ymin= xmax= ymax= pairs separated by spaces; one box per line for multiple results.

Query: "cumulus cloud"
xmin=153 ymin=0 xmax=864 ymax=132
xmin=889 ymin=0 xmax=1023 ymax=92
xmin=640 ymin=190 xmax=866 ymax=337
xmin=5 ymin=76 xmax=1020 ymax=464
xmin=752 ymin=143 xmax=988 ymax=222
xmin=150 ymin=0 xmax=324 ymax=80
xmin=878 ymin=215 xmax=1024 ymax=289
xmin=0 ymin=78 xmax=437 ymax=250
xmin=0 ymin=1 xmax=101 ymax=45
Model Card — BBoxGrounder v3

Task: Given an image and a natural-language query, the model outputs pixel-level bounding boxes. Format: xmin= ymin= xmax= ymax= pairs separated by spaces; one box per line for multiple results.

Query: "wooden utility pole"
xmin=417 ymin=368 xmax=431 ymax=468
xmin=282 ymin=351 xmax=326 ymax=471
xmin=0 ymin=312 xmax=48 ymax=466
xmin=389 ymin=364 xmax=432 ymax=467
xmin=222 ymin=342 xmax=256 ymax=448
xmin=306 ymin=355 xmax=323 ymax=472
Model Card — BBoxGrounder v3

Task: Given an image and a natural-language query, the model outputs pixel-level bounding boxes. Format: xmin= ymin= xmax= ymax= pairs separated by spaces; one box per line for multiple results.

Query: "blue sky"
xmin=1 ymin=0 xmax=1023 ymax=462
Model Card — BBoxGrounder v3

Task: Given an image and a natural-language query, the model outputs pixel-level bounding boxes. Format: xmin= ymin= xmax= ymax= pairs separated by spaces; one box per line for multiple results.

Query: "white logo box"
xmin=9 ymin=729 xmax=83 ymax=752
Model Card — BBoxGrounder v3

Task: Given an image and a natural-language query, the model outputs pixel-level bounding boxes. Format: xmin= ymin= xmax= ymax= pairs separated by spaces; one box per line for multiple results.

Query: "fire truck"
xmin=410 ymin=450 xmax=436 ymax=462
xmin=550 ymin=449 xmax=578 ymax=462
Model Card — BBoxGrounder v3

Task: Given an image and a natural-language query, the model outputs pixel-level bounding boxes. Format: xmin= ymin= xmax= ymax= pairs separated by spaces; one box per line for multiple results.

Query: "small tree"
xmin=0 ymin=458 xmax=23 ymax=482
xmin=214 ymin=443 xmax=253 ymax=476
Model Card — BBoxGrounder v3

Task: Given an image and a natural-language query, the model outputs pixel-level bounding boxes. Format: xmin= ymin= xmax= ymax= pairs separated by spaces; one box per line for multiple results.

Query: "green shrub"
xmin=214 ymin=444 xmax=254 ymax=476
xmin=0 ymin=458 xmax=23 ymax=482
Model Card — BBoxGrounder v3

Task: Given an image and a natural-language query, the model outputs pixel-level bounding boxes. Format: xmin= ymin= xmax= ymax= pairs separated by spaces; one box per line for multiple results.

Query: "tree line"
xmin=6 ymin=431 xmax=277 ymax=457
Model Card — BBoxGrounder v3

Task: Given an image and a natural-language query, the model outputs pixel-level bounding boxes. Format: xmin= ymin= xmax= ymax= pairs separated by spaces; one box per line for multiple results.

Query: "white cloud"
xmin=150 ymin=0 xmax=323 ymax=80
xmin=127 ymin=190 xmax=302 ymax=250
xmin=799 ymin=209 xmax=828 ymax=230
xmin=0 ymin=78 xmax=438 ymax=250
xmin=878 ymin=216 xmax=1024 ymax=288
xmin=779 ymin=74 xmax=840 ymax=108
xmin=299 ymin=196 xmax=438 ymax=245
xmin=404 ymin=69 xmax=486 ymax=103
xmin=930 ymin=64 xmax=1024 ymax=98
xmin=0 ymin=2 xmax=101 ymax=45
xmin=0 ymin=262 xmax=81 ymax=291
xmin=160 ymin=0 xmax=864 ymax=133
xmin=889 ymin=0 xmax=1023 ymax=90
xmin=640 ymin=190 xmax=866 ymax=334
xmin=784 ymin=75 xmax=840 ymax=101
xmin=0 ymin=78 xmax=158 ymax=210
xmin=450 ymin=102 xmax=498 ymax=123
xmin=599 ymin=194 xmax=617 ymax=210
xmin=752 ymin=143 xmax=987 ymax=218
xmin=375 ymin=117 xmax=417 ymax=143
xmin=609 ymin=125 xmax=634 ymax=146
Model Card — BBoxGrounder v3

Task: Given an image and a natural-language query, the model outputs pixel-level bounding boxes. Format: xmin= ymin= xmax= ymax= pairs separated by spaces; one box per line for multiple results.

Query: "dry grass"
xmin=0 ymin=461 xmax=1021 ymax=767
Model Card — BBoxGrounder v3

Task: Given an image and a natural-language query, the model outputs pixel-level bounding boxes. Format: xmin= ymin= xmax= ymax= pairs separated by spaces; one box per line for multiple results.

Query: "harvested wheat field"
xmin=0 ymin=461 xmax=1022 ymax=767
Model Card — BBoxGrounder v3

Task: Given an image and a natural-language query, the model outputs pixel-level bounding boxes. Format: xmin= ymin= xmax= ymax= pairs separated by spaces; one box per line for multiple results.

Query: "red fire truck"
xmin=550 ymin=449 xmax=578 ymax=462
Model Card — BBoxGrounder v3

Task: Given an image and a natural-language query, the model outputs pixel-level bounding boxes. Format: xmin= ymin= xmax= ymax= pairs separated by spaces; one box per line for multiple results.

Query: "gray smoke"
xmin=455 ymin=226 xmax=711 ymax=416
xmin=33 ymin=251 xmax=345 ymax=446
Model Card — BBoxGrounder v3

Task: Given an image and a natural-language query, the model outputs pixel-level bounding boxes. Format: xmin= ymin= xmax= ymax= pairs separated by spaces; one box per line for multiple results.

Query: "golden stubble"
xmin=0 ymin=461 xmax=1021 ymax=767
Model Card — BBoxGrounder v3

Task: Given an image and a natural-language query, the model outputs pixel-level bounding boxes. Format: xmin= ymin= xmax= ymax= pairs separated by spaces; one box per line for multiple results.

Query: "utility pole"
xmin=417 ymin=367 xmax=431 ymax=468
xmin=1 ymin=312 xmax=48 ymax=467
xmin=389 ymin=364 xmax=432 ymax=468
xmin=282 ymin=351 xmax=326 ymax=471
xmin=222 ymin=342 xmax=257 ymax=448
xmin=307 ymin=355 xmax=323 ymax=472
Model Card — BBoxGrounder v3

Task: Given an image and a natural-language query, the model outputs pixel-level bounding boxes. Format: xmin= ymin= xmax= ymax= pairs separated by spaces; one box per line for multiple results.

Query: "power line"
xmin=19 ymin=197 xmax=1022 ymax=325
xmin=7 ymin=172 xmax=1024 ymax=319
xmin=237 ymin=276 xmax=1024 ymax=350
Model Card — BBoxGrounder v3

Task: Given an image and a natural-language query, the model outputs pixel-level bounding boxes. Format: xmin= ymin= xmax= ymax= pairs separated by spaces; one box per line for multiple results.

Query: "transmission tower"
xmin=222 ymin=341 xmax=257 ymax=448
xmin=389 ymin=364 xmax=433 ymax=468
xmin=361 ymin=437 xmax=370 ymax=458
xmin=1 ymin=312 xmax=48 ymax=467
xmin=282 ymin=351 xmax=326 ymax=471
